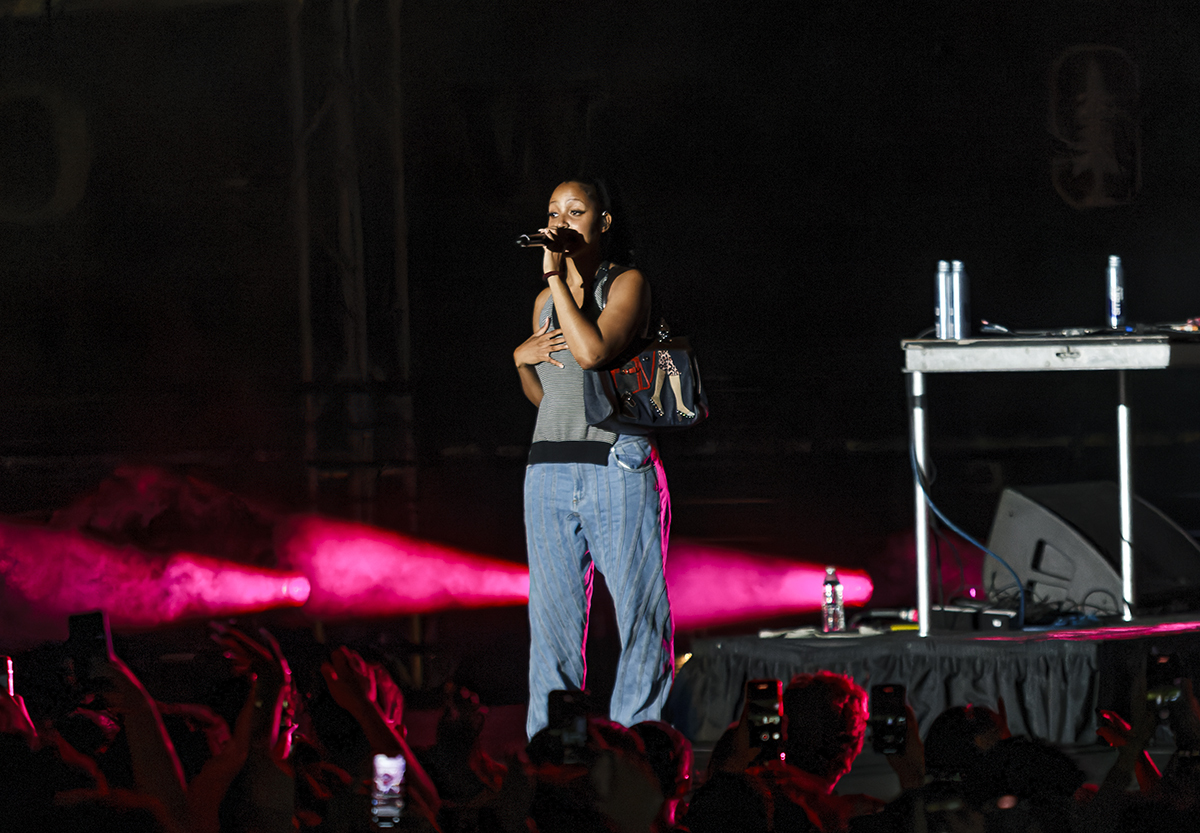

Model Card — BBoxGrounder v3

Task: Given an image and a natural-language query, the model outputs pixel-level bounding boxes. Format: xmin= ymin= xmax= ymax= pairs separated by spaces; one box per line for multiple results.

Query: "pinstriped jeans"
xmin=523 ymin=434 xmax=674 ymax=739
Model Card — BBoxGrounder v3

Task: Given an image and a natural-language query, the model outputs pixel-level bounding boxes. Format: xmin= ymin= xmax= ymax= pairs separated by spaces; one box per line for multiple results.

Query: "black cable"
xmin=907 ymin=433 xmax=1026 ymax=628
xmin=1079 ymin=587 xmax=1123 ymax=616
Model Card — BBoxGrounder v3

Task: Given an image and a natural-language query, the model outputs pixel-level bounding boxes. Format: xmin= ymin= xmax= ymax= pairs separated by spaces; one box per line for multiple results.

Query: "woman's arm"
xmin=514 ymin=287 xmax=565 ymax=407
xmin=546 ymin=267 xmax=649 ymax=370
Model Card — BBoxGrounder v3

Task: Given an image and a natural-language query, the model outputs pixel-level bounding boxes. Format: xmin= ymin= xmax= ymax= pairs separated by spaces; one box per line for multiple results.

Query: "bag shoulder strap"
xmin=595 ymin=261 xmax=633 ymax=309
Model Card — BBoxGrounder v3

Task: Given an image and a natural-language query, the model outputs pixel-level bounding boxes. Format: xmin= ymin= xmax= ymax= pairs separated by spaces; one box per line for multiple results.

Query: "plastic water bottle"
xmin=822 ymin=566 xmax=846 ymax=633
xmin=1107 ymin=255 xmax=1125 ymax=330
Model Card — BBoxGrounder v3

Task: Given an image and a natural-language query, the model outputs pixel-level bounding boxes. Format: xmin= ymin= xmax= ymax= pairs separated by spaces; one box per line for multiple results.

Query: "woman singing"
xmin=513 ymin=178 xmax=674 ymax=738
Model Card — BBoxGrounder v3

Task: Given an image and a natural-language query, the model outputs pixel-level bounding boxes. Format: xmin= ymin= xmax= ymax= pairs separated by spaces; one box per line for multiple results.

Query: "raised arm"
xmin=321 ymin=647 xmax=442 ymax=821
xmin=528 ymin=179 xmax=650 ymax=371
xmin=207 ymin=623 xmax=297 ymax=833
xmin=99 ymin=657 xmax=188 ymax=827
xmin=545 ymin=266 xmax=649 ymax=370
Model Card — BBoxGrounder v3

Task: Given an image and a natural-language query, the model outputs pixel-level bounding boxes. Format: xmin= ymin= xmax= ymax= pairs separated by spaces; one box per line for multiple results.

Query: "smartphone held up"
xmin=547 ymin=689 xmax=589 ymax=765
xmin=746 ymin=678 xmax=785 ymax=761
xmin=66 ymin=610 xmax=114 ymax=684
xmin=371 ymin=753 xmax=406 ymax=828
xmin=870 ymin=683 xmax=908 ymax=756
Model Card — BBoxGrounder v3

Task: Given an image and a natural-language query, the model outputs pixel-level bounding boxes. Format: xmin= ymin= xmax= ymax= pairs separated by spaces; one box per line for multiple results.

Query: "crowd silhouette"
xmin=0 ymin=621 xmax=1195 ymax=833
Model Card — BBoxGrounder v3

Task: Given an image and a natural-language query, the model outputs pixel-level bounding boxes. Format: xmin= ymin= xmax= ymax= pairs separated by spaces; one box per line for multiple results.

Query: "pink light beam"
xmin=0 ymin=518 xmax=310 ymax=640
xmin=665 ymin=540 xmax=873 ymax=631
xmin=274 ymin=515 xmax=530 ymax=619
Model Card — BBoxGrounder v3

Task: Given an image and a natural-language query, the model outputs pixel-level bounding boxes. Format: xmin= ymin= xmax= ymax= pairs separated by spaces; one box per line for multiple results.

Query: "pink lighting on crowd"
xmin=0 ymin=518 xmax=310 ymax=640
xmin=664 ymin=541 xmax=873 ymax=631
xmin=274 ymin=515 xmax=531 ymax=619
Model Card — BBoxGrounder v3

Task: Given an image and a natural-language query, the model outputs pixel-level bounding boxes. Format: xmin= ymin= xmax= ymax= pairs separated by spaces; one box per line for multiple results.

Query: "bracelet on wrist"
xmin=543 ymin=270 xmax=562 ymax=280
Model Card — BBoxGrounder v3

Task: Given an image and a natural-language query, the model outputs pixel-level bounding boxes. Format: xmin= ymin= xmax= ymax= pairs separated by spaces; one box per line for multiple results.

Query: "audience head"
xmin=684 ymin=772 xmax=773 ymax=833
xmin=782 ymin=670 xmax=868 ymax=783
xmin=924 ymin=703 xmax=1006 ymax=780
xmin=526 ymin=716 xmax=663 ymax=833
xmin=436 ymin=683 xmax=487 ymax=752
xmin=51 ymin=790 xmax=171 ymax=833
xmin=630 ymin=720 xmax=692 ymax=801
xmin=964 ymin=735 xmax=1085 ymax=810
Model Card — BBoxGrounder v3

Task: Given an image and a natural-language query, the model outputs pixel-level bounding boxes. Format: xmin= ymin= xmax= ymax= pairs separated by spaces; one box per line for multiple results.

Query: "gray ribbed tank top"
xmin=527 ymin=263 xmax=627 ymax=465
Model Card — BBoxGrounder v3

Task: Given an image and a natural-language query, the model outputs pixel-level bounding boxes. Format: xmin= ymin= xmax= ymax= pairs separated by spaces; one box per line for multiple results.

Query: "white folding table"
xmin=902 ymin=335 xmax=1200 ymax=636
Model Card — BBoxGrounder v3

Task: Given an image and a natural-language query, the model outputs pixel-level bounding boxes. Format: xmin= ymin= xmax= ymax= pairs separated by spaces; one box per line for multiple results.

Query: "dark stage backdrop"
xmin=2 ymin=0 xmax=1200 ymax=585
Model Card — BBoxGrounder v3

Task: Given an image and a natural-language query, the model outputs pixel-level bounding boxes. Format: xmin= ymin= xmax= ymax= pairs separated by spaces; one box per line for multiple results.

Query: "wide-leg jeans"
xmin=524 ymin=434 xmax=674 ymax=738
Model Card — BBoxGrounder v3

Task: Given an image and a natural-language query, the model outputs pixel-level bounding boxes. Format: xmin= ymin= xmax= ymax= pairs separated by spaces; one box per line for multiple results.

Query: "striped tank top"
xmin=527 ymin=262 xmax=630 ymax=465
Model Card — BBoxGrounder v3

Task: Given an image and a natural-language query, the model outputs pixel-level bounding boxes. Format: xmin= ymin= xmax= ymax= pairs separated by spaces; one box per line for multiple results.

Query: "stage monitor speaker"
xmin=984 ymin=482 xmax=1200 ymax=616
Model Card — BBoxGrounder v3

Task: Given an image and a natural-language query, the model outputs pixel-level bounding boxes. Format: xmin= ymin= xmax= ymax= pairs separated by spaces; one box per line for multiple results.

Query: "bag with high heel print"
xmin=584 ymin=323 xmax=708 ymax=435
xmin=581 ymin=262 xmax=709 ymax=434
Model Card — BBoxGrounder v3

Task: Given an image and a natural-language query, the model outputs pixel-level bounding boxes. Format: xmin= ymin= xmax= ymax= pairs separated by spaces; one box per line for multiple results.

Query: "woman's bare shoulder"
xmin=610 ymin=264 xmax=646 ymax=283
xmin=605 ymin=266 xmax=649 ymax=303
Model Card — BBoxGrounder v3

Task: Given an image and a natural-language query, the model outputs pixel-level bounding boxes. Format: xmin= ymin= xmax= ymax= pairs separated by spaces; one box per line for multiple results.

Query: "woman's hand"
xmin=538 ymin=227 xmax=576 ymax=283
xmin=537 ymin=226 xmax=583 ymax=256
xmin=514 ymin=318 xmax=566 ymax=370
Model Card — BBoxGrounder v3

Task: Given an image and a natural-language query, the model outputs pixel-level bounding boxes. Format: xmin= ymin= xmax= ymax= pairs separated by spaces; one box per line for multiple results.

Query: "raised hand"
xmin=536 ymin=225 xmax=583 ymax=255
xmin=210 ymin=622 xmax=296 ymax=760
xmin=320 ymin=646 xmax=442 ymax=821
xmin=319 ymin=646 xmax=376 ymax=720
xmin=884 ymin=703 xmax=926 ymax=790
xmin=95 ymin=656 xmax=188 ymax=826
xmin=0 ymin=689 xmax=38 ymax=748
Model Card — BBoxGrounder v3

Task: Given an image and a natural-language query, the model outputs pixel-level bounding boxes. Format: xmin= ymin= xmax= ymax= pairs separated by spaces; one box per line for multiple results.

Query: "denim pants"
xmin=524 ymin=435 xmax=674 ymax=738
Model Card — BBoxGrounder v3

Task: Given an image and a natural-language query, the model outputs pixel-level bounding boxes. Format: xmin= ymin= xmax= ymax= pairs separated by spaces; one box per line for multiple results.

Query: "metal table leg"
xmin=911 ymin=371 xmax=932 ymax=636
xmin=1118 ymin=370 xmax=1134 ymax=620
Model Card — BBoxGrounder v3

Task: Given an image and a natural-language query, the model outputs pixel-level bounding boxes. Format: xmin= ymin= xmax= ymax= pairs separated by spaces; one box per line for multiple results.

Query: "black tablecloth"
xmin=666 ymin=623 xmax=1200 ymax=745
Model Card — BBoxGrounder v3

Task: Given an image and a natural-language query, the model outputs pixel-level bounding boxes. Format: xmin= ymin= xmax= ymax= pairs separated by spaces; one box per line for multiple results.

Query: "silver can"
xmin=935 ymin=260 xmax=951 ymax=339
xmin=936 ymin=260 xmax=970 ymax=339
xmin=950 ymin=261 xmax=970 ymax=339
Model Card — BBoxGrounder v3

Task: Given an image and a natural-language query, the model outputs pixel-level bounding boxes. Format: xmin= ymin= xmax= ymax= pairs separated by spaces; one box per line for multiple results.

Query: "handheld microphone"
xmin=515 ymin=232 xmax=549 ymax=248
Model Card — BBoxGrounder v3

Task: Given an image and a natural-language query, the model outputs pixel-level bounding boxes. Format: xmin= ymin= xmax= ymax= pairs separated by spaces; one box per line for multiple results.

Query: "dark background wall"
xmin=3 ymin=0 xmax=1200 ymax=585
